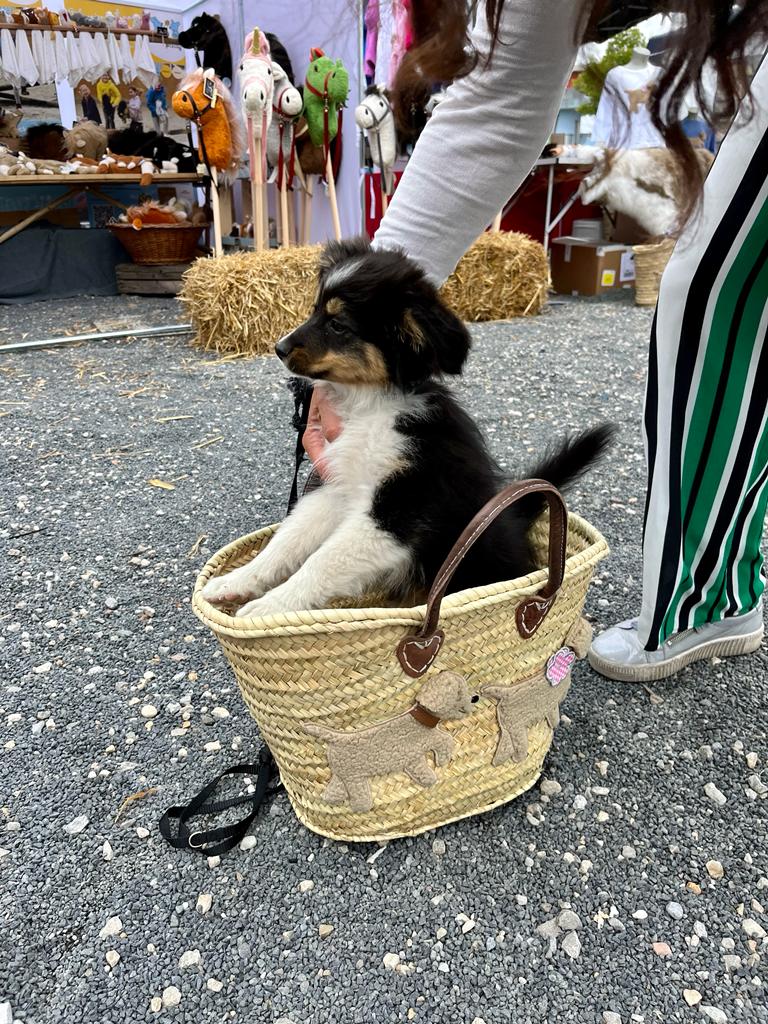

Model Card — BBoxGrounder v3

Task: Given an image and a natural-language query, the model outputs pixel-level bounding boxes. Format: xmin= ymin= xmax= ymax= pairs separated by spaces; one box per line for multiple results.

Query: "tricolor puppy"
xmin=203 ymin=239 xmax=612 ymax=618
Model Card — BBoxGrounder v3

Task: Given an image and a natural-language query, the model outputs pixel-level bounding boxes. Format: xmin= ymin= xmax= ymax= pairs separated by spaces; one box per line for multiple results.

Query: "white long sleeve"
xmin=373 ymin=0 xmax=581 ymax=284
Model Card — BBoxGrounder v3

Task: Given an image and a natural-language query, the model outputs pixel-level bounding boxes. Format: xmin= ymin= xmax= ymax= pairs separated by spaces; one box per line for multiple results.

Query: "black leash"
xmin=159 ymin=751 xmax=280 ymax=856
xmin=286 ymin=377 xmax=314 ymax=513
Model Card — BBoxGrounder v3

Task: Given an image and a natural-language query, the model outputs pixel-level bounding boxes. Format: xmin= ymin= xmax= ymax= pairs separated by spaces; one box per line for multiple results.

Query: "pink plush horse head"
xmin=240 ymin=27 xmax=274 ymax=134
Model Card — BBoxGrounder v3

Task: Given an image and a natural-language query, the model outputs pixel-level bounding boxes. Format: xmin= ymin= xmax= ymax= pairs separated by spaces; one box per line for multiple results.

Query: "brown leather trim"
xmin=396 ymin=631 xmax=444 ymax=678
xmin=409 ymin=704 xmax=441 ymax=729
xmin=395 ymin=480 xmax=568 ymax=672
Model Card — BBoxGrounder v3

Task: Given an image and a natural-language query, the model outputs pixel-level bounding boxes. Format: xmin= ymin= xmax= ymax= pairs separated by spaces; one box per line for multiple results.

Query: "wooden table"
xmin=0 ymin=174 xmax=204 ymax=244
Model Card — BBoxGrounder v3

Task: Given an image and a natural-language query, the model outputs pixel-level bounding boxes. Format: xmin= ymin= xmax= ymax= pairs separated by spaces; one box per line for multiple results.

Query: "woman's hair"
xmin=392 ymin=0 xmax=768 ymax=223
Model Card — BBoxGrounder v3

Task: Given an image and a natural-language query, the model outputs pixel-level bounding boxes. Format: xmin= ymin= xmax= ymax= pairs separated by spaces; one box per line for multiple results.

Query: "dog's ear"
xmin=318 ymin=236 xmax=371 ymax=283
xmin=400 ymin=284 xmax=471 ymax=377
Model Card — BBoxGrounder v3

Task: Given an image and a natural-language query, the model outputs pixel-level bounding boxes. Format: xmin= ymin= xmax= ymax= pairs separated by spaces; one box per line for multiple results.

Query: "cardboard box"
xmin=550 ymin=237 xmax=636 ymax=296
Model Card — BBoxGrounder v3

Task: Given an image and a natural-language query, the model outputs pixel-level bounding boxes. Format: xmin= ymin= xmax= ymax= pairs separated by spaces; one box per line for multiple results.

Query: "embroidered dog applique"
xmin=304 ymin=671 xmax=474 ymax=813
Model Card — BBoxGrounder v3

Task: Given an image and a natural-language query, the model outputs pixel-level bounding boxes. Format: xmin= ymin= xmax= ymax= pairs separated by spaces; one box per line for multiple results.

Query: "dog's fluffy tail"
xmin=519 ymin=424 xmax=615 ymax=513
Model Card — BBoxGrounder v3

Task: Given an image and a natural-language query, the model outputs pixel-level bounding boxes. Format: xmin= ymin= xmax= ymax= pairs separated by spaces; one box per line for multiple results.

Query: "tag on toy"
xmin=203 ymin=71 xmax=218 ymax=107
xmin=545 ymin=647 xmax=575 ymax=686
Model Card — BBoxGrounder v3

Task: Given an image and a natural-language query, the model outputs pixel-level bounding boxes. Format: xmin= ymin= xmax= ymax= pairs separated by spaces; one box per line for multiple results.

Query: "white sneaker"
xmin=588 ymin=604 xmax=764 ymax=682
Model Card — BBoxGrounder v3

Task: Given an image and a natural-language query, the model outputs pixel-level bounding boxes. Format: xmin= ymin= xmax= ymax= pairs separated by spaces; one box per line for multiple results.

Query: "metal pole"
xmin=1 ymin=323 xmax=194 ymax=354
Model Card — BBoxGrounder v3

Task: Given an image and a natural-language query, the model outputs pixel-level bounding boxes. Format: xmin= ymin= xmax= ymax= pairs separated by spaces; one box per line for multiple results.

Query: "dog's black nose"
xmin=275 ymin=334 xmax=297 ymax=361
xmin=470 ymin=694 xmax=479 ymax=704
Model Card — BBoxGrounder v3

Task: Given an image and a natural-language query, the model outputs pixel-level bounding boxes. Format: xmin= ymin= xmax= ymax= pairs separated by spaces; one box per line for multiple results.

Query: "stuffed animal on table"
xmin=98 ymin=150 xmax=155 ymax=186
xmin=0 ymin=146 xmax=35 ymax=175
xmin=305 ymin=671 xmax=475 ymax=814
xmin=483 ymin=617 xmax=593 ymax=766
xmin=64 ymin=120 xmax=109 ymax=161
xmin=178 ymin=12 xmax=233 ymax=83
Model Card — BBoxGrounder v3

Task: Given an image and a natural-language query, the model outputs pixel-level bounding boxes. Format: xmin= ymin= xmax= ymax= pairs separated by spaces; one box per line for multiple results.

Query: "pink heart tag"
xmin=546 ymin=647 xmax=575 ymax=686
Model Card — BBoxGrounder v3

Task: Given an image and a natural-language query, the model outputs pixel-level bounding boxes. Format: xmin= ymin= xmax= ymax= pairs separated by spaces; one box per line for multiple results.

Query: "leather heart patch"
xmin=546 ymin=647 xmax=575 ymax=686
xmin=397 ymin=631 xmax=445 ymax=678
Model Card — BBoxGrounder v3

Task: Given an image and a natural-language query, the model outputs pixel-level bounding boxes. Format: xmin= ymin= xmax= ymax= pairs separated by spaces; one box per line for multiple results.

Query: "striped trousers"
xmin=640 ymin=51 xmax=768 ymax=650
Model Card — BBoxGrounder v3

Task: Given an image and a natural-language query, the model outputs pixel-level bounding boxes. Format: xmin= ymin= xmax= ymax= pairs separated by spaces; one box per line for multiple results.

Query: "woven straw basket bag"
xmin=633 ymin=236 xmax=676 ymax=306
xmin=193 ymin=481 xmax=608 ymax=842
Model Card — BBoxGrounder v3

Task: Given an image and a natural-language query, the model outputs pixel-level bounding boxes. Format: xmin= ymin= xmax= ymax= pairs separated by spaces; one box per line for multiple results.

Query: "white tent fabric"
xmin=119 ymin=33 xmax=137 ymax=83
xmin=14 ymin=28 xmax=39 ymax=86
xmin=133 ymin=34 xmax=157 ymax=88
xmin=0 ymin=29 xmax=21 ymax=88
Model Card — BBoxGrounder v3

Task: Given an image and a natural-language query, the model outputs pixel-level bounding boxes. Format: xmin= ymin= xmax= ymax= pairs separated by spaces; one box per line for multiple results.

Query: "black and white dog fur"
xmin=203 ymin=239 xmax=612 ymax=618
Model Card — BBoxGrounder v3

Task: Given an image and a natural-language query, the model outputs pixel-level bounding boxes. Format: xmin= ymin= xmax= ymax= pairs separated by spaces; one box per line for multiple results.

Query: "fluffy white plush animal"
xmin=354 ymin=85 xmax=396 ymax=193
xmin=573 ymin=144 xmax=713 ymax=237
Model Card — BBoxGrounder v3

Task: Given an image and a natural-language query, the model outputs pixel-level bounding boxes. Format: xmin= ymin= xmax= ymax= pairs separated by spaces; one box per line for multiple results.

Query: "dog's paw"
xmin=202 ymin=567 xmax=264 ymax=605
xmin=235 ymin=594 xmax=291 ymax=619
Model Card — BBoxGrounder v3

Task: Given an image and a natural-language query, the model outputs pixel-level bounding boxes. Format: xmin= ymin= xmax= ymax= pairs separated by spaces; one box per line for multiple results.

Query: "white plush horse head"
xmin=267 ymin=62 xmax=303 ymax=170
xmin=354 ymin=84 xmax=396 ymax=183
xmin=240 ymin=27 xmax=274 ymax=136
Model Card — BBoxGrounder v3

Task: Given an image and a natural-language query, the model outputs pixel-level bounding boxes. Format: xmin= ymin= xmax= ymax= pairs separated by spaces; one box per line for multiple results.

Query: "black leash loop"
xmin=286 ymin=378 xmax=315 ymax=514
xmin=159 ymin=750 xmax=280 ymax=856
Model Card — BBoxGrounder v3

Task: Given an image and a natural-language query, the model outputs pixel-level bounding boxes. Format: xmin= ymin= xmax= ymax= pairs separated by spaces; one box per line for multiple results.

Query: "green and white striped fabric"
xmin=640 ymin=51 xmax=768 ymax=650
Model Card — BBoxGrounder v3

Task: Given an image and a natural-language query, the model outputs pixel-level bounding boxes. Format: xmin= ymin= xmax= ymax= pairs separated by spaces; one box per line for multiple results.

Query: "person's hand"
xmin=302 ymin=388 xmax=343 ymax=480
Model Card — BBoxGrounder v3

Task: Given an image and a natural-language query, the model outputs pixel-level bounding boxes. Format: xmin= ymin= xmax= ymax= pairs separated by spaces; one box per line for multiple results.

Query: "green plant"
xmin=573 ymin=27 xmax=647 ymax=115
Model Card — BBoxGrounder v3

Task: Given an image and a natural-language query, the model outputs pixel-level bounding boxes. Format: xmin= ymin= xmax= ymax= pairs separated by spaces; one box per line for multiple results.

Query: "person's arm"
xmin=373 ymin=0 xmax=582 ymax=285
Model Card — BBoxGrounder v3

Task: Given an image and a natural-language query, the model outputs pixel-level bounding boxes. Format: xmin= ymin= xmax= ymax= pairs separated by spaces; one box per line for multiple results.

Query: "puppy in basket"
xmin=203 ymin=239 xmax=611 ymax=618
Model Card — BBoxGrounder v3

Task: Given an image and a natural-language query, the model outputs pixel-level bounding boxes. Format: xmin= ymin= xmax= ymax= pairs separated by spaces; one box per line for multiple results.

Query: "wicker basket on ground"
xmin=192 ymin=482 xmax=608 ymax=842
xmin=633 ymin=236 xmax=676 ymax=306
xmin=108 ymin=223 xmax=206 ymax=265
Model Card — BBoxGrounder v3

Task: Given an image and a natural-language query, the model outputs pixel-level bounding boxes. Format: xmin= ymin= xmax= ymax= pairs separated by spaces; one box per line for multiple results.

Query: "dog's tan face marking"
xmin=325 ymin=296 xmax=344 ymax=317
xmin=402 ymin=310 xmax=425 ymax=350
xmin=306 ymin=344 xmax=389 ymax=385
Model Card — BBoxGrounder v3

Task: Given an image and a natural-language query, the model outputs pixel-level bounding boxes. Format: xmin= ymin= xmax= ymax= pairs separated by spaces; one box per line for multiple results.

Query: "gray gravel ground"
xmin=1 ymin=295 xmax=767 ymax=1024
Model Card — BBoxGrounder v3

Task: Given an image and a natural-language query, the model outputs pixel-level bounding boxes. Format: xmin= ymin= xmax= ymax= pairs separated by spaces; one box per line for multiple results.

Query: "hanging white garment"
xmin=133 ymin=34 xmax=156 ymax=88
xmin=92 ymin=32 xmax=111 ymax=79
xmin=78 ymin=32 xmax=102 ymax=79
xmin=31 ymin=30 xmax=53 ymax=85
xmin=118 ymin=33 xmax=136 ymax=84
xmin=0 ymin=29 xmax=20 ymax=88
xmin=64 ymin=31 xmax=84 ymax=87
xmin=53 ymin=29 xmax=70 ymax=84
xmin=106 ymin=32 xmax=122 ymax=80
xmin=15 ymin=27 xmax=39 ymax=86
xmin=592 ymin=63 xmax=664 ymax=149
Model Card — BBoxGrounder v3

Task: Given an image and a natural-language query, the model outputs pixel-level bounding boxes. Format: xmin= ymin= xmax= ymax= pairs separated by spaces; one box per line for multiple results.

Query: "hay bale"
xmin=180 ymin=246 xmax=321 ymax=356
xmin=180 ymin=231 xmax=548 ymax=355
xmin=440 ymin=231 xmax=549 ymax=321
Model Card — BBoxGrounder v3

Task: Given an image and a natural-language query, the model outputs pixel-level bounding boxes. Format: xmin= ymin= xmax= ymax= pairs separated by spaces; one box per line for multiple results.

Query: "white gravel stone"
xmin=621 ymin=845 xmax=637 ymax=859
xmin=573 ymin=794 xmax=588 ymax=811
xmin=748 ymin=774 xmax=767 ymax=797
xmin=667 ymin=901 xmax=684 ymax=920
xmin=383 ymin=952 xmax=401 ymax=970
xmin=683 ymin=989 xmax=702 ymax=1006
xmin=561 ymin=931 xmax=582 ymax=959
xmin=536 ymin=918 xmax=561 ymax=939
xmin=432 ymin=838 xmax=446 ymax=856
xmin=318 ymin=924 xmax=334 ymax=938
xmin=706 ymin=860 xmax=724 ymax=879
xmin=694 ymin=921 xmax=707 ymax=938
xmin=196 ymin=893 xmax=213 ymax=914
xmin=204 ymin=741 xmax=222 ymax=753
xmin=742 ymin=918 xmax=767 ymax=940
xmin=207 ymin=978 xmax=223 ymax=992
xmin=150 ymin=996 xmax=162 ymax=1013
xmin=99 ymin=916 xmax=123 ymax=939
xmin=602 ymin=1013 xmax=623 ymax=1024
xmin=136 ymin=827 xmax=150 ymax=839
xmin=179 ymin=949 xmax=201 ymax=969
xmin=704 ymin=782 xmax=727 ymax=806
xmin=140 ymin=705 xmax=158 ymax=719
xmin=211 ymin=706 xmax=230 ymax=719
xmin=723 ymin=954 xmax=742 ymax=972
xmin=207 ymin=856 xmax=220 ymax=868
xmin=105 ymin=950 xmax=120 ymax=968
xmin=162 ymin=986 xmax=181 ymax=1009
xmin=540 ymin=778 xmax=561 ymax=796
xmin=102 ymin=840 xmax=113 ymax=861
xmin=701 ymin=1007 xmax=727 ymax=1024
xmin=239 ymin=835 xmax=257 ymax=851
xmin=557 ymin=910 xmax=582 ymax=931
xmin=299 ymin=880 xmax=314 ymax=893
xmin=632 ymin=910 xmax=648 ymax=920
xmin=63 ymin=814 xmax=89 ymax=835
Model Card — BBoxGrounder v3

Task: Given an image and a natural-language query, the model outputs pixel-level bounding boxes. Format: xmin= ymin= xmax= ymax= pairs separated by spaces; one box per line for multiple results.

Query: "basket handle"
xmin=396 ymin=479 xmax=568 ymax=678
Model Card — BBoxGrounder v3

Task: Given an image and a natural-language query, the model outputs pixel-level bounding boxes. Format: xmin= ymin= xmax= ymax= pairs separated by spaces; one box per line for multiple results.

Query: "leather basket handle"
xmin=396 ymin=479 xmax=568 ymax=677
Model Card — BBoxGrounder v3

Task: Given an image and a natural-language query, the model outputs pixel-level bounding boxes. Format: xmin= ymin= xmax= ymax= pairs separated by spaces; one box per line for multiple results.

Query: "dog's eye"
xmin=327 ymin=317 xmax=345 ymax=334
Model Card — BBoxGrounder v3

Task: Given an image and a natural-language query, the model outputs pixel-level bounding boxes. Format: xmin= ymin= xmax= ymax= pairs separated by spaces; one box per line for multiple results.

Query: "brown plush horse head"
xmin=172 ymin=68 xmax=245 ymax=182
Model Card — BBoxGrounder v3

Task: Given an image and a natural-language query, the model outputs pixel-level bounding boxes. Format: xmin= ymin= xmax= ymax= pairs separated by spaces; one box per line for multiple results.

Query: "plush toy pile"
xmin=0 ymin=108 xmax=198 ymax=179
xmin=116 ymin=197 xmax=207 ymax=230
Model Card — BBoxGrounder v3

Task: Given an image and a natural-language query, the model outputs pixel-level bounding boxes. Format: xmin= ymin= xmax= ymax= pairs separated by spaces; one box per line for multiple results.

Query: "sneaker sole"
xmin=587 ymin=627 xmax=764 ymax=683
